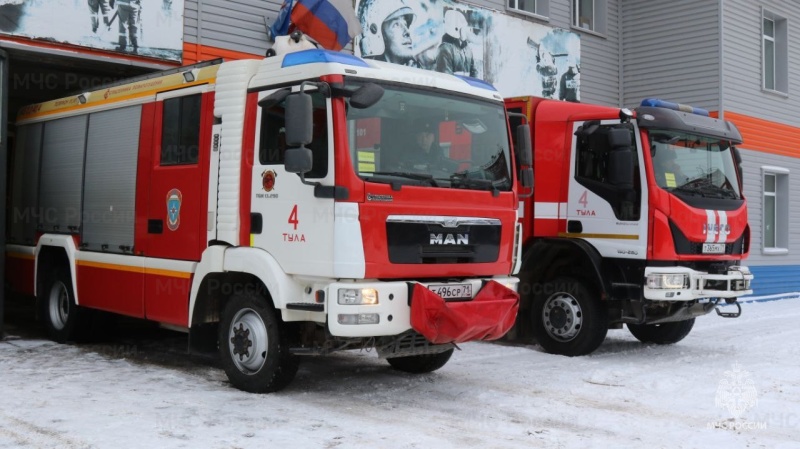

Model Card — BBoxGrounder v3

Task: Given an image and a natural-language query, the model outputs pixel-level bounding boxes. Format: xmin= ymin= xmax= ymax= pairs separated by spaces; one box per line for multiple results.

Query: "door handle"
xmin=567 ymin=220 xmax=583 ymax=233
xmin=148 ymin=219 xmax=163 ymax=234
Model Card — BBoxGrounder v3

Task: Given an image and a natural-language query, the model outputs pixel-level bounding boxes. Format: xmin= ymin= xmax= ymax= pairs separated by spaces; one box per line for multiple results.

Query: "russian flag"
xmin=290 ymin=0 xmax=362 ymax=51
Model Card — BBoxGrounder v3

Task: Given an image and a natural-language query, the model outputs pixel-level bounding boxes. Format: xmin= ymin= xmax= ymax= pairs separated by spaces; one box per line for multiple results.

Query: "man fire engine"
xmin=5 ymin=46 xmax=528 ymax=392
xmin=505 ymin=96 xmax=752 ymax=356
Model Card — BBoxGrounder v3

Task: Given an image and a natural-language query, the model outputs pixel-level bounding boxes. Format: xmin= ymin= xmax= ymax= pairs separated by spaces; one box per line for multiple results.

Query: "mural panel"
xmin=354 ymin=0 xmax=580 ymax=100
xmin=0 ymin=0 xmax=184 ymax=61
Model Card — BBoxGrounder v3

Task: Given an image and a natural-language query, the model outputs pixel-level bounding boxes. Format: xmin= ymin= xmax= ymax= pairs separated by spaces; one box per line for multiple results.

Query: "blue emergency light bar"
xmin=640 ymin=98 xmax=710 ymax=117
xmin=455 ymin=75 xmax=497 ymax=92
xmin=282 ymin=49 xmax=370 ymax=69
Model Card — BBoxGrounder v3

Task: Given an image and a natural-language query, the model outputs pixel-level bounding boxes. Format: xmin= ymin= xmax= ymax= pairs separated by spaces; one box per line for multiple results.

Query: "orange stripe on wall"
xmin=723 ymin=111 xmax=800 ymax=158
xmin=183 ymin=42 xmax=263 ymax=65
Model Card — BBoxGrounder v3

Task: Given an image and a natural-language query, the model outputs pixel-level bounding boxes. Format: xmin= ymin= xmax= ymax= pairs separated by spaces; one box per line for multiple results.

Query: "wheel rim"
xmin=48 ymin=281 xmax=70 ymax=331
xmin=228 ymin=308 xmax=268 ymax=374
xmin=541 ymin=291 xmax=583 ymax=342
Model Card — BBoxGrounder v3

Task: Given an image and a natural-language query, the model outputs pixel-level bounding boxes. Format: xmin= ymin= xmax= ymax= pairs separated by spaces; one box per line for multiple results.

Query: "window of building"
xmin=508 ymin=0 xmax=549 ymax=19
xmin=762 ymin=10 xmax=788 ymax=94
xmin=573 ymin=0 xmax=606 ymax=34
xmin=762 ymin=167 xmax=789 ymax=254
xmin=161 ymin=94 xmax=201 ymax=165
xmin=259 ymin=91 xmax=329 ymax=178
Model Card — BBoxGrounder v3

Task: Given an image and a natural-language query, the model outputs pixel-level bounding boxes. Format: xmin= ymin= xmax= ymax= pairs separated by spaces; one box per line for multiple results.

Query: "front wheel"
xmin=219 ymin=293 xmax=298 ymax=393
xmin=387 ymin=349 xmax=454 ymax=373
xmin=531 ymin=277 xmax=608 ymax=356
xmin=627 ymin=318 xmax=695 ymax=345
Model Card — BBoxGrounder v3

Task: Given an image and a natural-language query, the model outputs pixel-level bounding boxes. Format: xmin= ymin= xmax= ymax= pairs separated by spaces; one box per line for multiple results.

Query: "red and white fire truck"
xmin=505 ymin=96 xmax=753 ymax=356
xmin=4 ymin=48 xmax=527 ymax=392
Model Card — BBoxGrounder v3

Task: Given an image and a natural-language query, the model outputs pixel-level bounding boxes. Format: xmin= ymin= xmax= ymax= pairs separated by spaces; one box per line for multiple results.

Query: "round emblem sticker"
xmin=262 ymin=169 xmax=277 ymax=192
xmin=166 ymin=188 xmax=182 ymax=231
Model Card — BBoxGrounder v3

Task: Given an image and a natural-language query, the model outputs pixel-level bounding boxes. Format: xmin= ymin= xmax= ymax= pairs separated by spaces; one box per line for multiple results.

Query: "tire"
xmin=627 ymin=318 xmax=695 ymax=345
xmin=387 ymin=349 xmax=454 ymax=374
xmin=218 ymin=292 xmax=299 ymax=393
xmin=39 ymin=268 xmax=92 ymax=343
xmin=531 ymin=276 xmax=608 ymax=356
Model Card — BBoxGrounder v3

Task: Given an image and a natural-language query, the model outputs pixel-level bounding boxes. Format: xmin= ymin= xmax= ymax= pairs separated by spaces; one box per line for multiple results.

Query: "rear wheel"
xmin=627 ymin=318 xmax=695 ymax=345
xmin=387 ymin=349 xmax=454 ymax=374
xmin=39 ymin=268 xmax=91 ymax=343
xmin=219 ymin=292 xmax=298 ymax=393
xmin=532 ymin=276 xmax=608 ymax=356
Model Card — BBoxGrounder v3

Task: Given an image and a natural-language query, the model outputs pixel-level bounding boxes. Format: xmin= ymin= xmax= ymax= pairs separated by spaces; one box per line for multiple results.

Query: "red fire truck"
xmin=505 ymin=96 xmax=752 ymax=356
xmin=4 ymin=49 xmax=527 ymax=392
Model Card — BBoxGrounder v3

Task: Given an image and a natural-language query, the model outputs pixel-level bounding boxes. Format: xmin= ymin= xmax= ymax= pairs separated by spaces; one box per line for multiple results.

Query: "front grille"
xmin=386 ymin=218 xmax=501 ymax=264
xmin=670 ymin=220 xmax=745 ymax=256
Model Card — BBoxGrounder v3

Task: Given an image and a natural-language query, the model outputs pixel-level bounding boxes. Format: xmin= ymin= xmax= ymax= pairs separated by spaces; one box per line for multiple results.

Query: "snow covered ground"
xmin=1 ymin=297 xmax=799 ymax=449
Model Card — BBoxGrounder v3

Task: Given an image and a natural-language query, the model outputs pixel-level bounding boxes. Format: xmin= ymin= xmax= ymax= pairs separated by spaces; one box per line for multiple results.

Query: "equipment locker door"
xmin=141 ymin=87 xmax=213 ymax=326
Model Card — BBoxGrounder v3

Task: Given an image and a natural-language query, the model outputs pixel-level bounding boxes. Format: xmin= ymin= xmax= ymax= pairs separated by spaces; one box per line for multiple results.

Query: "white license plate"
xmin=702 ymin=243 xmax=725 ymax=254
xmin=428 ymin=283 xmax=473 ymax=300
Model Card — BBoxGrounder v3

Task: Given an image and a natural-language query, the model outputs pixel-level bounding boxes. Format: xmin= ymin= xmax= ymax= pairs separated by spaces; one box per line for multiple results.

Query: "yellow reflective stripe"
xmin=76 ymin=260 xmax=191 ymax=279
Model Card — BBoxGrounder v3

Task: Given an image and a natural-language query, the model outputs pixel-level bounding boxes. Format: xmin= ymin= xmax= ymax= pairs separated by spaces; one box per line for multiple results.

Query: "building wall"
xmin=721 ymin=0 xmax=800 ymax=125
xmin=182 ymin=1 xmax=622 ymax=105
xmin=620 ymin=0 xmax=721 ymax=112
xmin=719 ymin=0 xmax=800 ymax=296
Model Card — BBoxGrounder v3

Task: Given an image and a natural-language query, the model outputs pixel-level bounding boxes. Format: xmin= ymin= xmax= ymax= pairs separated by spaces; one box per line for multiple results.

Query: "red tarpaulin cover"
xmin=410 ymin=281 xmax=520 ymax=344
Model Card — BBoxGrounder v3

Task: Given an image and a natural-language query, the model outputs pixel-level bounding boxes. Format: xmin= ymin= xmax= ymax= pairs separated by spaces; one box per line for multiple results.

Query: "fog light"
xmin=338 ymin=288 xmax=379 ymax=305
xmin=647 ymin=273 xmax=688 ymax=289
xmin=337 ymin=313 xmax=380 ymax=325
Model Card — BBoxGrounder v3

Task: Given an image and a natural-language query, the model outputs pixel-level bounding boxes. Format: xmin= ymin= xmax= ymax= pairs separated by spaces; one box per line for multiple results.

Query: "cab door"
xmin=249 ymin=88 xmax=335 ymax=277
xmin=566 ymin=120 xmax=648 ymax=260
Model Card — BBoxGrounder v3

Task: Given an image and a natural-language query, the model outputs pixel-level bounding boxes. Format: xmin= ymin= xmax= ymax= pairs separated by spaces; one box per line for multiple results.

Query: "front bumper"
xmin=643 ymin=266 xmax=753 ymax=301
xmin=327 ymin=277 xmax=519 ymax=339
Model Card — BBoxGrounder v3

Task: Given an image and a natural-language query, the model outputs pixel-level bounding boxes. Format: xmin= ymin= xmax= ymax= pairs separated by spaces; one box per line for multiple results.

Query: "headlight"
xmin=338 ymin=288 xmax=379 ymax=305
xmin=647 ymin=273 xmax=688 ymax=289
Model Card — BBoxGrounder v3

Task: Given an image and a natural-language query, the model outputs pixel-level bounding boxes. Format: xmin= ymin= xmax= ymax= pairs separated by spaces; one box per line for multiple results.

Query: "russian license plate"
xmin=428 ymin=283 xmax=473 ymax=300
xmin=702 ymin=243 xmax=725 ymax=254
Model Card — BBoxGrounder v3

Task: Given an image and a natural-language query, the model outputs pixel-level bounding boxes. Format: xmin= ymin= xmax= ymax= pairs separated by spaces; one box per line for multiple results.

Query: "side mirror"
xmin=284 ymin=147 xmax=313 ymax=174
xmin=350 ymin=83 xmax=384 ymax=109
xmin=520 ymin=167 xmax=534 ymax=189
xmin=285 ymin=92 xmax=313 ymax=146
xmin=608 ymin=127 xmax=633 ymax=149
xmin=516 ymin=124 xmax=533 ymax=166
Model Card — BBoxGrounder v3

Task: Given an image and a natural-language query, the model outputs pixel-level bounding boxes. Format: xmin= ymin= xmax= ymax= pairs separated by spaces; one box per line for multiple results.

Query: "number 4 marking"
xmin=288 ymin=205 xmax=299 ymax=230
xmin=579 ymin=191 xmax=589 ymax=208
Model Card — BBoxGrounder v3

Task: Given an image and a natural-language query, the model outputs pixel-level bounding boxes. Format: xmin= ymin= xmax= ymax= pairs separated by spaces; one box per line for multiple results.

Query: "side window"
xmin=161 ymin=94 xmax=201 ymax=165
xmin=575 ymin=124 xmax=640 ymax=221
xmin=259 ymin=91 xmax=328 ymax=179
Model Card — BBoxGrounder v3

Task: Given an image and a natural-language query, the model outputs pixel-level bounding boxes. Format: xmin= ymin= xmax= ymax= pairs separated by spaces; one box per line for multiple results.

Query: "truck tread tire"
xmin=532 ymin=276 xmax=608 ymax=356
xmin=39 ymin=267 xmax=92 ymax=343
xmin=219 ymin=292 xmax=299 ymax=393
xmin=387 ymin=349 xmax=454 ymax=374
xmin=627 ymin=318 xmax=695 ymax=345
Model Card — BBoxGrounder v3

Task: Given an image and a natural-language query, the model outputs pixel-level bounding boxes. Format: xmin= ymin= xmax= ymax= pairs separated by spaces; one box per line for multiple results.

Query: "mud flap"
xmin=410 ymin=280 xmax=520 ymax=344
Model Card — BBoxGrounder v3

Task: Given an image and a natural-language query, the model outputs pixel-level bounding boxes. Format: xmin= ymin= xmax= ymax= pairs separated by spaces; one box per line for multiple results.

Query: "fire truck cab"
xmin=506 ymin=96 xmax=753 ymax=356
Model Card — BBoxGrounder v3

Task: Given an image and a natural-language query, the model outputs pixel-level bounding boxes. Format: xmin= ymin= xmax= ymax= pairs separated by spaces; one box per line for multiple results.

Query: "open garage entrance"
xmin=0 ymin=44 xmax=175 ymax=336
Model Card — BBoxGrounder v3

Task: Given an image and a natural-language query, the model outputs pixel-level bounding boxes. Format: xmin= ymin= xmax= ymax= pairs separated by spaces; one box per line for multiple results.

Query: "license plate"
xmin=702 ymin=243 xmax=725 ymax=254
xmin=428 ymin=283 xmax=473 ymax=300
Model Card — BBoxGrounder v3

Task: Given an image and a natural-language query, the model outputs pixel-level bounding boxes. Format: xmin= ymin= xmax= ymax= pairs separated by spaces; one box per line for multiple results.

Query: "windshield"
xmin=346 ymin=83 xmax=512 ymax=192
xmin=648 ymin=130 xmax=741 ymax=199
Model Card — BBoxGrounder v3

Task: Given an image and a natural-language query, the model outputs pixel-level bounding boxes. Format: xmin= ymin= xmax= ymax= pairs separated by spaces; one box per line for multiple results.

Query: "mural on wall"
xmin=354 ymin=0 xmax=580 ymax=100
xmin=0 ymin=0 xmax=184 ymax=61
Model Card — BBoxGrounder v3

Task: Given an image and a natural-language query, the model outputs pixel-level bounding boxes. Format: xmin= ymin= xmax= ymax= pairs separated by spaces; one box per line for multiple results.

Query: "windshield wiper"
xmin=673 ymin=179 xmax=737 ymax=199
xmin=366 ymin=171 xmax=438 ymax=188
xmin=450 ymin=172 xmax=507 ymax=194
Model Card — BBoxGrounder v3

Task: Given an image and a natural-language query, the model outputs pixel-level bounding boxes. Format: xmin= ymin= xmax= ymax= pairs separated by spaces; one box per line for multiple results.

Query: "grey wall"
xmin=738 ymin=148 xmax=800 ymax=267
xmin=184 ymin=0 xmax=277 ymax=56
xmin=621 ymin=0 xmax=721 ymax=112
xmin=721 ymin=0 xmax=800 ymax=126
